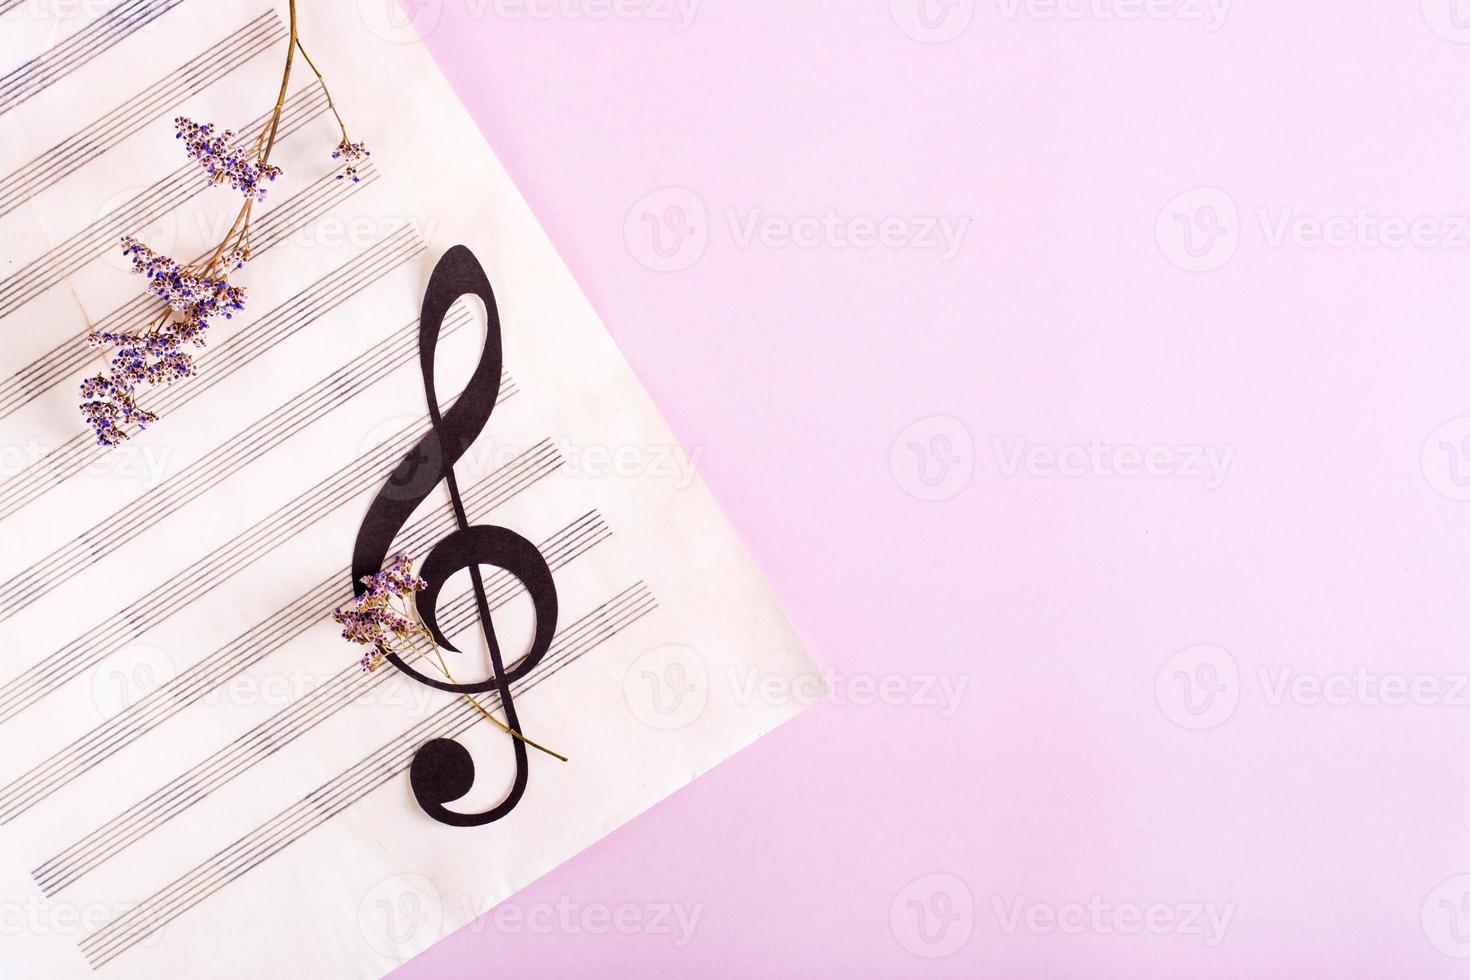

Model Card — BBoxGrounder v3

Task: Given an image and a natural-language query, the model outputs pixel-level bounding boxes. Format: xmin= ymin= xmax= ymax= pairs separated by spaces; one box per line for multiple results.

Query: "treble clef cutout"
xmin=350 ymin=245 xmax=558 ymax=828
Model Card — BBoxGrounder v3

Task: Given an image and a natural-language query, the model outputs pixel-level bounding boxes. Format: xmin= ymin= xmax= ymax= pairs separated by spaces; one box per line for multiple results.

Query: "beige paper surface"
xmin=0 ymin=3 xmax=818 ymax=975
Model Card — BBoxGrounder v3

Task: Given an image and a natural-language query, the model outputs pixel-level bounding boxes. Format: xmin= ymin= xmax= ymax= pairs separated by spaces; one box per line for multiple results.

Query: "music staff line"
xmin=0 ymin=83 xmax=330 ymax=325
xmin=34 ymin=510 xmax=610 ymax=896
xmin=1 ymin=440 xmax=565 ymax=827
xmin=0 ymin=291 xmax=475 ymax=621
xmin=79 ymin=582 xmax=660 ymax=969
xmin=0 ymin=0 xmax=188 ymax=117
xmin=0 ymin=11 xmax=682 ymax=976
xmin=0 ymin=206 xmax=405 ymax=523
xmin=0 ymin=10 xmax=284 ymax=221
xmin=0 ymin=354 xmax=502 ymax=726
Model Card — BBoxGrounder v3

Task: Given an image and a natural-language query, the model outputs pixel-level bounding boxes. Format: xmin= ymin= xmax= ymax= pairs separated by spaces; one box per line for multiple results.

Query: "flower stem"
xmin=294 ymin=38 xmax=350 ymax=142
xmin=395 ymin=598 xmax=569 ymax=764
xmin=259 ymin=0 xmax=298 ymax=165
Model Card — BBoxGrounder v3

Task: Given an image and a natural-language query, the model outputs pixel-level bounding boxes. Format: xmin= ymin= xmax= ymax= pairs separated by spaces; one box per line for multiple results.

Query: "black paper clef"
xmin=350 ymin=245 xmax=558 ymax=827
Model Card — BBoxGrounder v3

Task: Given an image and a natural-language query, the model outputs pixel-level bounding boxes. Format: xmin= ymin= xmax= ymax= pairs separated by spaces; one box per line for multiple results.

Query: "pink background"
xmin=385 ymin=1 xmax=1470 ymax=976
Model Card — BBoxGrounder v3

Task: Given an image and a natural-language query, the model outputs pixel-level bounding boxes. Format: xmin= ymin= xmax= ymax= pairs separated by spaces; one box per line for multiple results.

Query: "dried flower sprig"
xmin=80 ymin=0 xmax=370 ymax=447
xmin=334 ymin=553 xmax=427 ymax=671
xmin=332 ymin=138 xmax=370 ymax=182
xmin=79 ymin=237 xmax=247 ymax=445
xmin=175 ymin=116 xmax=282 ymax=202
xmin=334 ymin=554 xmax=568 ymax=763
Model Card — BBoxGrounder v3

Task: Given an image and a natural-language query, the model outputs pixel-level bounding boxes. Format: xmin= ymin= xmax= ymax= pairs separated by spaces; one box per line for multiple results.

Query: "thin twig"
xmin=395 ymin=596 xmax=569 ymax=763
xmin=258 ymin=0 xmax=298 ymax=164
xmin=294 ymin=38 xmax=350 ymax=142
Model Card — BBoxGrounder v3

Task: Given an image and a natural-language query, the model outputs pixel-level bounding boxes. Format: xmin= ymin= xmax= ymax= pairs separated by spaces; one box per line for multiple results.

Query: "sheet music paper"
xmin=0 ymin=3 xmax=819 ymax=975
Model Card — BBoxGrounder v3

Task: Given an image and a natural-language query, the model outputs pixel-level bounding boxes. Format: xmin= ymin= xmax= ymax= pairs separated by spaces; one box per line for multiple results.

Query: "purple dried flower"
xmin=175 ymin=116 xmax=283 ymax=202
xmin=331 ymin=138 xmax=370 ymax=182
xmin=332 ymin=553 xmax=428 ymax=672
xmin=78 ymin=373 xmax=156 ymax=448
xmin=78 ymin=238 xmax=247 ymax=446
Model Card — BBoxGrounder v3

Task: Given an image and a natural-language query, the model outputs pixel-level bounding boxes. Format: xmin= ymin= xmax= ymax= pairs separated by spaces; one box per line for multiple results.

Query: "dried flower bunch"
xmin=175 ymin=116 xmax=283 ymax=201
xmin=79 ymin=237 xmax=247 ymax=445
xmin=80 ymin=0 xmax=370 ymax=447
xmin=334 ymin=554 xmax=567 ymax=762
xmin=333 ymin=553 xmax=427 ymax=674
xmin=332 ymin=138 xmax=370 ymax=183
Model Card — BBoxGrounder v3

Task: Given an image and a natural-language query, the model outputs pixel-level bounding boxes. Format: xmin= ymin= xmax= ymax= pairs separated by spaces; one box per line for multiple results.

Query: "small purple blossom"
xmin=332 ymin=553 xmax=428 ymax=672
xmin=78 ymin=372 xmax=157 ymax=448
xmin=175 ymin=116 xmax=283 ymax=202
xmin=331 ymin=138 xmax=370 ymax=182
xmin=120 ymin=236 xmax=247 ymax=322
xmin=78 ymin=238 xmax=247 ymax=447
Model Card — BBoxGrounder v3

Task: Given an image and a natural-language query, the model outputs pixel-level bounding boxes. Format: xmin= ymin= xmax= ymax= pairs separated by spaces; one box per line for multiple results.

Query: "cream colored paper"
xmin=0 ymin=3 xmax=818 ymax=976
